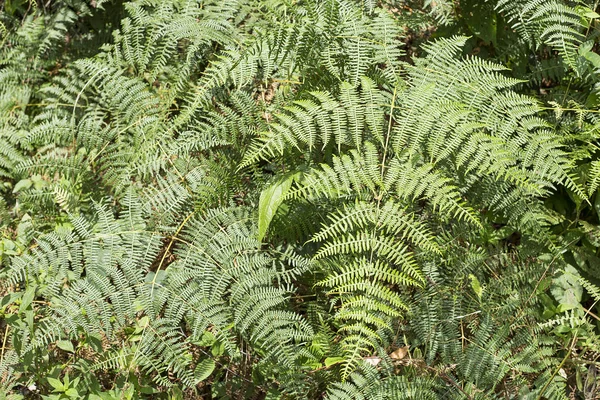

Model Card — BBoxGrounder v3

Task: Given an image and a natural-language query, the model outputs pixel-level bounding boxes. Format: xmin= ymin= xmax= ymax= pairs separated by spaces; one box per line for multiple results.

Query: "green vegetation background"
xmin=1 ymin=0 xmax=600 ymax=398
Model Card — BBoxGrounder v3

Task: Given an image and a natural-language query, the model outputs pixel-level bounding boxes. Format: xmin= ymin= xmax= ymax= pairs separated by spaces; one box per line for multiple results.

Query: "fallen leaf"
xmin=389 ymin=346 xmax=409 ymax=360
xmin=363 ymin=356 xmax=381 ymax=366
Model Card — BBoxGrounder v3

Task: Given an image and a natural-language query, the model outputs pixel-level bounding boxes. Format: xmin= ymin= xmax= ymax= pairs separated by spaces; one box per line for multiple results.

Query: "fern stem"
xmin=149 ymin=210 xmax=195 ymax=297
xmin=0 ymin=325 xmax=8 ymax=364
xmin=536 ymin=333 xmax=577 ymax=400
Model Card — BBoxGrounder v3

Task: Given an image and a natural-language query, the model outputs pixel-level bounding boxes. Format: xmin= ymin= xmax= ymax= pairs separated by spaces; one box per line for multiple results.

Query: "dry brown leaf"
xmin=389 ymin=346 xmax=409 ymax=360
xmin=363 ymin=356 xmax=381 ymax=366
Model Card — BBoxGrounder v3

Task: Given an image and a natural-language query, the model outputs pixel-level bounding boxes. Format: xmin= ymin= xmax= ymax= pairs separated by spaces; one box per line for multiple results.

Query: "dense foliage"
xmin=2 ymin=0 xmax=600 ymax=398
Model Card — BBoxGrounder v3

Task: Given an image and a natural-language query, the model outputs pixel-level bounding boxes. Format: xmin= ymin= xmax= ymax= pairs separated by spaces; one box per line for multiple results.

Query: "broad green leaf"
xmin=24 ymin=310 xmax=34 ymax=332
xmin=584 ymin=11 xmax=600 ymax=19
xmin=194 ymin=358 xmax=216 ymax=382
xmin=324 ymin=357 xmax=345 ymax=367
xmin=85 ymin=333 xmax=103 ymax=352
xmin=137 ymin=316 xmax=150 ymax=328
xmin=47 ymin=377 xmax=65 ymax=392
xmin=211 ymin=340 xmax=225 ymax=357
xmin=19 ymin=285 xmax=36 ymax=314
xmin=469 ymin=274 xmax=483 ymax=299
xmin=140 ymin=385 xmax=159 ymax=394
xmin=540 ymin=293 xmax=557 ymax=319
xmin=462 ymin=1 xmax=497 ymax=44
xmin=169 ymin=386 xmax=184 ymax=400
xmin=258 ymin=172 xmax=299 ymax=242
xmin=57 ymin=340 xmax=75 ymax=353
xmin=551 ymin=265 xmax=583 ymax=312
xmin=195 ymin=330 xmax=216 ymax=347
xmin=12 ymin=178 xmax=31 ymax=194
xmin=579 ymin=41 xmax=600 ymax=68
xmin=583 ymin=51 xmax=600 ymax=69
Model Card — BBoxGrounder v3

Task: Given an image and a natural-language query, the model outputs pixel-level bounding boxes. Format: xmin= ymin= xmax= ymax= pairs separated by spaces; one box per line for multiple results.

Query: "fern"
xmin=496 ymin=0 xmax=588 ymax=72
xmin=2 ymin=0 xmax=600 ymax=398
